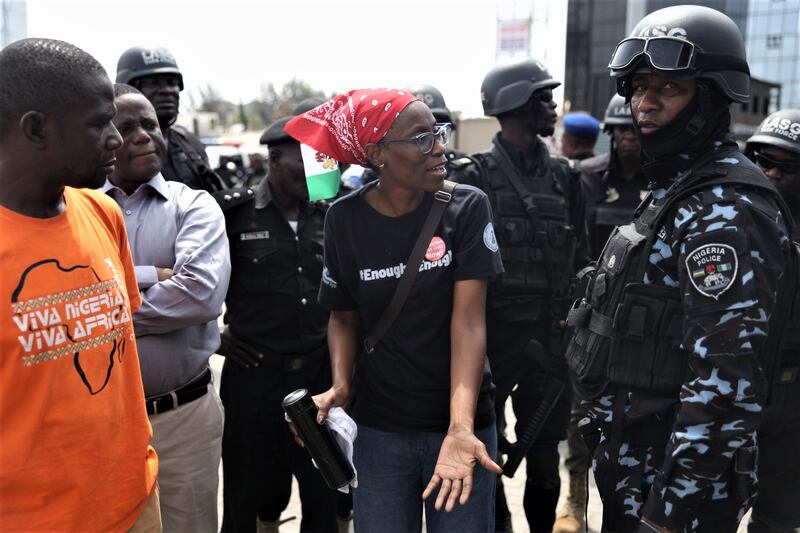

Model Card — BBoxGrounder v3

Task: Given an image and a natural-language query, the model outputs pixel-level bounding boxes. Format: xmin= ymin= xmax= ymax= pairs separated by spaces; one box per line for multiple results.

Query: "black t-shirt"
xmin=319 ymin=182 xmax=504 ymax=433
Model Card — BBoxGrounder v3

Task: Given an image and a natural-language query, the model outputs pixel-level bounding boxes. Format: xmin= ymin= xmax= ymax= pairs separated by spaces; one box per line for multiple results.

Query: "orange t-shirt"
xmin=0 ymin=187 xmax=158 ymax=532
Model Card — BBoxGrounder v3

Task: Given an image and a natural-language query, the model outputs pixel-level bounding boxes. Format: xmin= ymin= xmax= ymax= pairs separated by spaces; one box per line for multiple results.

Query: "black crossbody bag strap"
xmin=363 ymin=180 xmax=457 ymax=354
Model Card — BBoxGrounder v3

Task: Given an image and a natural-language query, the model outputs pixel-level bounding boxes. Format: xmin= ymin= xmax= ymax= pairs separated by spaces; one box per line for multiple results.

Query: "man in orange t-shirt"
xmin=0 ymin=39 xmax=159 ymax=531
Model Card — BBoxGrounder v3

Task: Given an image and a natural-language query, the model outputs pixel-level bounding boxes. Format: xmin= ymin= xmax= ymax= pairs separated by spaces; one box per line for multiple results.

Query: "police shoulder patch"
xmin=685 ymin=243 xmax=738 ymax=299
xmin=483 ymin=223 xmax=499 ymax=252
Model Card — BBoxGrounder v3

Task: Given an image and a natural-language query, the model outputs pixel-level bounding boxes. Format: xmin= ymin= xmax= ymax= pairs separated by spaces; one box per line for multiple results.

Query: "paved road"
xmin=210 ymin=354 xmax=749 ymax=532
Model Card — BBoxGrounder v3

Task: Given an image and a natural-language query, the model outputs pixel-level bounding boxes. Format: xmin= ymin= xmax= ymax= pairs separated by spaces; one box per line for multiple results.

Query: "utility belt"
xmin=146 ymin=367 xmax=212 ymax=415
xmin=258 ymin=343 xmax=328 ymax=374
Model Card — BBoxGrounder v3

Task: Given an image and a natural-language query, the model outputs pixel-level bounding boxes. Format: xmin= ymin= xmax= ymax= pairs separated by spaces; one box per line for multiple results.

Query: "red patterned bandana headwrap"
xmin=285 ymin=88 xmax=419 ymax=166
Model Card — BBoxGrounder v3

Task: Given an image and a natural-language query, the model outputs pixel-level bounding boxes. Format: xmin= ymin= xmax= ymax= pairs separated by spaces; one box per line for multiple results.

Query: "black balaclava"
xmin=628 ymin=79 xmax=733 ymax=182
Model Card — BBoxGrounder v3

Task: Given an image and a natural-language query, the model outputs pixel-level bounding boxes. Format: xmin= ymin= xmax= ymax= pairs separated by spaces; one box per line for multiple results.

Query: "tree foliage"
xmin=191 ymin=78 xmax=328 ymax=131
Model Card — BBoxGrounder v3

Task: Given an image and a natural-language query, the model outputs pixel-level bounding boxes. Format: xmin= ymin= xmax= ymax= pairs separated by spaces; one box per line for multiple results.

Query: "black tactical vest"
xmin=471 ymin=143 xmax=578 ymax=323
xmin=165 ymin=126 xmax=227 ymax=193
xmin=566 ymin=153 xmax=795 ymax=400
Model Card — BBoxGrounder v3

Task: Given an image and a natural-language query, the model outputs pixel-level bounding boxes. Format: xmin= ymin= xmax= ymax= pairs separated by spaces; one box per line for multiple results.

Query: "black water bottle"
xmin=282 ymin=389 xmax=355 ymax=490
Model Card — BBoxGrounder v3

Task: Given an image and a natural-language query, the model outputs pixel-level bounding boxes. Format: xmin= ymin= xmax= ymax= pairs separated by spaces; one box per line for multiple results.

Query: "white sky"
xmin=26 ymin=0 xmax=568 ymax=119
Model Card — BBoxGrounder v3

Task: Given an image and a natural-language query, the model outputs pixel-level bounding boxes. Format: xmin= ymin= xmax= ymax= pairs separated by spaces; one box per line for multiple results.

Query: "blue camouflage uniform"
xmin=568 ymin=140 xmax=792 ymax=532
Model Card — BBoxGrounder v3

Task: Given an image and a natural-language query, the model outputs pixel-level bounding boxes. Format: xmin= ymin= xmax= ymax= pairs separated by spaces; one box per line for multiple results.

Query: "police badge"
xmin=685 ymin=243 xmax=738 ymax=299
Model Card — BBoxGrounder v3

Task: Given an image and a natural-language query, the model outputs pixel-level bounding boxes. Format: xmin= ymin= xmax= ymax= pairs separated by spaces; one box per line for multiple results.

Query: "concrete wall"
xmin=453 ymin=117 xmax=500 ymax=154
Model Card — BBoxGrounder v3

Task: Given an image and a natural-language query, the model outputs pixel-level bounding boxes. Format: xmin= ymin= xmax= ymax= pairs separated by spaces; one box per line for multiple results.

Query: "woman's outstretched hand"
xmin=422 ymin=424 xmax=502 ymax=511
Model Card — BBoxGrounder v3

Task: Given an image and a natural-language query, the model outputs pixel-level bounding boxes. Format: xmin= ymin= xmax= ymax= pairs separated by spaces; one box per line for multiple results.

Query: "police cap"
xmin=259 ymin=116 xmax=294 ymax=146
xmin=563 ymin=113 xmax=601 ymax=141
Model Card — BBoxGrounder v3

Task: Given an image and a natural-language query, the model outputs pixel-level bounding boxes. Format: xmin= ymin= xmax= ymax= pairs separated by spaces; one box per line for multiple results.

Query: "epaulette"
xmin=310 ymin=198 xmax=331 ymax=212
xmin=212 ymin=187 xmax=255 ymax=211
xmin=552 ymin=154 xmax=579 ymax=172
xmin=448 ymin=156 xmax=475 ymax=171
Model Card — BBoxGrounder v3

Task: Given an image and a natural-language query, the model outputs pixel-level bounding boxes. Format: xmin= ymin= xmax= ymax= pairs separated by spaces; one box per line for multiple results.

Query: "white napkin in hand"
xmin=324 ymin=407 xmax=358 ymax=493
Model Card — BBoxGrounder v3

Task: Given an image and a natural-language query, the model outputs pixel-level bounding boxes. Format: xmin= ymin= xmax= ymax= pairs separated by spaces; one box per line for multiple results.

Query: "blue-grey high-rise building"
xmin=564 ymin=0 xmax=795 ymax=134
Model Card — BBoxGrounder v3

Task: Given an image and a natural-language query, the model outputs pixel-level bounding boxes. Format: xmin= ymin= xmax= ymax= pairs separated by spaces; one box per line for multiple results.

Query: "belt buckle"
xmin=148 ymin=391 xmax=180 ymax=415
xmin=282 ymin=356 xmax=304 ymax=373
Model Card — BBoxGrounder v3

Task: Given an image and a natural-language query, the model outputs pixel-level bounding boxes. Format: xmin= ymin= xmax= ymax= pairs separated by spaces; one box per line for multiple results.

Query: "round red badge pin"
xmin=425 ymin=236 xmax=446 ymax=261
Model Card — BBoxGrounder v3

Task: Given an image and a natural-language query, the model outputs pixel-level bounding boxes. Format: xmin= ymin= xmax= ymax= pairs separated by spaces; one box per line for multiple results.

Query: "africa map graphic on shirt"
xmin=11 ymin=258 xmax=132 ymax=394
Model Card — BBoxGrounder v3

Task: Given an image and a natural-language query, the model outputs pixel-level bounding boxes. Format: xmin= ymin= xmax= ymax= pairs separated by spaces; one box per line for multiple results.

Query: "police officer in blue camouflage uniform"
xmin=450 ymin=59 xmax=589 ymax=533
xmin=565 ymin=6 xmax=794 ymax=532
xmin=744 ymin=110 xmax=800 ymax=533
xmin=556 ymin=95 xmax=649 ymax=533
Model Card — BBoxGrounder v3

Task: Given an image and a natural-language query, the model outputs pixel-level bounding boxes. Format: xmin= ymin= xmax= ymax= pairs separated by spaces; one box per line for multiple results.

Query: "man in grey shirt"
xmin=102 ymin=83 xmax=231 ymax=533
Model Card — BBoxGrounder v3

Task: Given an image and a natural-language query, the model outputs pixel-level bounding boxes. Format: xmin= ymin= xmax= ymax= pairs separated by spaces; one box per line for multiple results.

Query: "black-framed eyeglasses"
xmin=753 ymin=150 xmax=800 ymax=176
xmin=380 ymin=123 xmax=452 ymax=155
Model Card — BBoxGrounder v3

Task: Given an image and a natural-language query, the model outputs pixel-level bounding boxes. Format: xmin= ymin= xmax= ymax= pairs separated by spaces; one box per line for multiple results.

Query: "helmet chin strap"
xmin=631 ymin=81 xmax=731 ymax=179
xmin=159 ymin=113 xmax=178 ymax=130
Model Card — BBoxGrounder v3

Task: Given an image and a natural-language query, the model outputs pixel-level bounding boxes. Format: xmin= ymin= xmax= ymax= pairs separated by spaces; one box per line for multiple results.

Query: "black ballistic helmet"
xmin=481 ymin=59 xmax=561 ymax=116
xmin=746 ymin=109 xmax=800 ymax=156
xmin=405 ymin=84 xmax=455 ymax=125
xmin=116 ymin=46 xmax=184 ymax=90
xmin=603 ymin=94 xmax=633 ymax=132
xmin=609 ymin=5 xmax=749 ymax=103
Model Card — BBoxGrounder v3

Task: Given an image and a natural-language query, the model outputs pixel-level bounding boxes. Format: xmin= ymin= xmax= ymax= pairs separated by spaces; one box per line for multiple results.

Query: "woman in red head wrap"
xmin=287 ymin=89 xmax=504 ymax=532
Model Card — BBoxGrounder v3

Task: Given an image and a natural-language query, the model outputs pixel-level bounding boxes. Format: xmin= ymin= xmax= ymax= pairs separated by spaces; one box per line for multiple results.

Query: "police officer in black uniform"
xmin=581 ymin=94 xmax=648 ymax=258
xmin=215 ymin=117 xmax=337 ymax=533
xmin=116 ymin=46 xmax=226 ymax=193
xmin=744 ymin=109 xmax=800 ymax=533
xmin=450 ymin=59 xmax=589 ymax=533
xmin=566 ymin=6 xmax=794 ymax=532
xmin=556 ymin=93 xmax=648 ymax=533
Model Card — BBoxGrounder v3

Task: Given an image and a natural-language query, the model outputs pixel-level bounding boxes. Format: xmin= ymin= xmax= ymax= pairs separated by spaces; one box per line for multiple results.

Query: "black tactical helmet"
xmin=603 ymin=94 xmax=633 ymax=132
xmin=405 ymin=84 xmax=455 ymax=125
xmin=481 ymin=59 xmax=560 ymax=116
xmin=609 ymin=5 xmax=749 ymax=103
xmin=116 ymin=46 xmax=184 ymax=90
xmin=746 ymin=109 xmax=800 ymax=156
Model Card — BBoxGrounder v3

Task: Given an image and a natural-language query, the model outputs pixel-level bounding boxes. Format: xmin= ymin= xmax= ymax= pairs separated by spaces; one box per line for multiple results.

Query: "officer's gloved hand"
xmin=217 ymin=326 xmax=263 ymax=368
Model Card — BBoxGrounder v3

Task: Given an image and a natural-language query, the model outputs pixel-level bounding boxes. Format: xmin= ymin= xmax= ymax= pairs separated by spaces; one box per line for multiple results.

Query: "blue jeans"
xmin=352 ymin=424 xmax=497 ymax=533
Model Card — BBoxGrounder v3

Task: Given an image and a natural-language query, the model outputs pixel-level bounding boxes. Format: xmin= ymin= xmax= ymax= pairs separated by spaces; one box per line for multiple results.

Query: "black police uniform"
xmin=163 ymin=125 xmax=227 ymax=193
xmin=580 ymin=151 xmax=649 ymax=259
xmin=566 ymin=142 xmax=792 ymax=532
xmin=217 ymin=181 xmax=337 ymax=533
xmin=452 ymin=133 xmax=589 ymax=532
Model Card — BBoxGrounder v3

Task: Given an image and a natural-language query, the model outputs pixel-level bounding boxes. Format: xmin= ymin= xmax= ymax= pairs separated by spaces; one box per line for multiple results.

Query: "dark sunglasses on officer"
xmin=753 ymin=150 xmax=800 ymax=176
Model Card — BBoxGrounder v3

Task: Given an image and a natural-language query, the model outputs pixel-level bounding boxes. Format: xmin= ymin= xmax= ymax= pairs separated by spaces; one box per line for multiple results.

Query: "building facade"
xmin=563 ymin=0 xmax=795 ymax=130
xmin=0 ymin=0 xmax=27 ymax=48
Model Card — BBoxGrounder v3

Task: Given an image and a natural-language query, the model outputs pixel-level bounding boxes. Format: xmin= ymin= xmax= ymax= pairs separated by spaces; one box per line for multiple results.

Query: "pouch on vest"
xmin=608 ymin=283 xmax=686 ymax=394
xmin=565 ymin=223 xmax=648 ymax=399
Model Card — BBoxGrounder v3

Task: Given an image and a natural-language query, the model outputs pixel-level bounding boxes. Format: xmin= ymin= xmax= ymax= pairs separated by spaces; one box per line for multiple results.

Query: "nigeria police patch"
xmin=685 ymin=243 xmax=738 ymax=299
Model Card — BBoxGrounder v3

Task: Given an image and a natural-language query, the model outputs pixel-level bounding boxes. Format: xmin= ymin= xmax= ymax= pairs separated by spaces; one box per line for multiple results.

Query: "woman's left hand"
xmin=422 ymin=424 xmax=503 ymax=512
